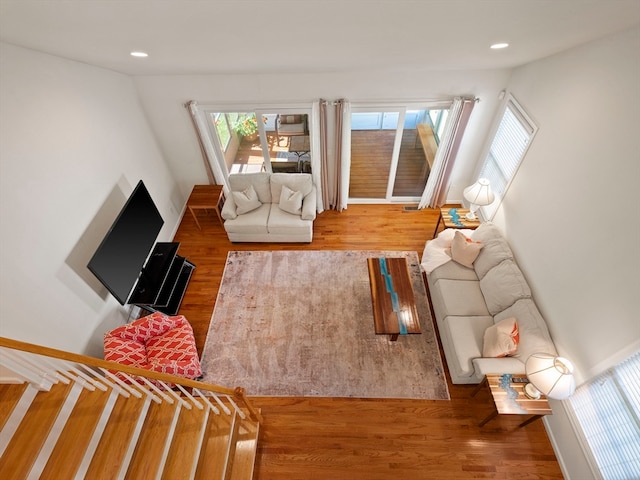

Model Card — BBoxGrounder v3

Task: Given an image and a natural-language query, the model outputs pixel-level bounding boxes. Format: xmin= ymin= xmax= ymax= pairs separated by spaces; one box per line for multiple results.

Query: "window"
xmin=211 ymin=112 xmax=238 ymax=151
xmin=567 ymin=351 xmax=640 ymax=480
xmin=477 ymin=95 xmax=537 ymax=219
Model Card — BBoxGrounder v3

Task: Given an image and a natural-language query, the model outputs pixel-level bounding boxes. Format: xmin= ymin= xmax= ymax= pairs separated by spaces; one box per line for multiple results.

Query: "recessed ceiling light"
xmin=130 ymin=51 xmax=149 ymax=58
xmin=490 ymin=43 xmax=509 ymax=50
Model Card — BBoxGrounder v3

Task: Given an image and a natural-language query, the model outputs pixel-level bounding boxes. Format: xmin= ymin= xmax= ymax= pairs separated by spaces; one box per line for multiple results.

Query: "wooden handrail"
xmin=0 ymin=336 xmax=262 ymax=422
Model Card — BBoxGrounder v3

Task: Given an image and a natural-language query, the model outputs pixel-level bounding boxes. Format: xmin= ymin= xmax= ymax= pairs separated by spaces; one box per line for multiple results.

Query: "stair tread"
xmin=125 ymin=396 xmax=180 ymax=479
xmin=161 ymin=402 xmax=209 ymax=479
xmin=227 ymin=413 xmax=261 ymax=480
xmin=0 ymin=381 xmax=73 ymax=478
xmin=194 ymin=410 xmax=235 ymax=479
xmin=39 ymin=385 xmax=113 ymax=479
xmin=0 ymin=383 xmax=28 ymax=431
xmin=84 ymin=390 xmax=148 ymax=479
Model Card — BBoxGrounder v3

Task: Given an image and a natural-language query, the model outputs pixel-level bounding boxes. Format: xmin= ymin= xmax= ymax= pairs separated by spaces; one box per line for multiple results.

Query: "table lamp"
xmin=463 ymin=178 xmax=495 ymax=220
xmin=525 ymin=353 xmax=576 ymax=400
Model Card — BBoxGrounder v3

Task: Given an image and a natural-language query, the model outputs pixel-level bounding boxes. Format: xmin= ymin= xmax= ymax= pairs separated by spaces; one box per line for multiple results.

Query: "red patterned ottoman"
xmin=104 ymin=312 xmax=202 ymax=383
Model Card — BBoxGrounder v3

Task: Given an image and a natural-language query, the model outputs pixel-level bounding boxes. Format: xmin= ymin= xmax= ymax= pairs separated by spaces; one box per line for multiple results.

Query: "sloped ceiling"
xmin=1 ymin=0 xmax=639 ymax=76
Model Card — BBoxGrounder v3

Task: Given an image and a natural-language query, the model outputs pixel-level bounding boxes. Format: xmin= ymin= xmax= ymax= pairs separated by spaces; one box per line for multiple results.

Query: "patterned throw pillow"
xmin=483 ymin=317 xmax=520 ymax=357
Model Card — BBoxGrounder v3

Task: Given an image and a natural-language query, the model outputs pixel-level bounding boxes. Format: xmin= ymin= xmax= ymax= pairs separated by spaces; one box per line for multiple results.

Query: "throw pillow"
xmin=279 ymin=185 xmax=303 ymax=215
xmin=450 ymin=230 xmax=483 ymax=268
xmin=483 ymin=317 xmax=520 ymax=357
xmin=232 ymin=184 xmax=262 ymax=215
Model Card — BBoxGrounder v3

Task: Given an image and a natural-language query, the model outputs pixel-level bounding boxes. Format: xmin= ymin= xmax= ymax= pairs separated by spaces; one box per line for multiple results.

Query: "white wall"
xmin=486 ymin=27 xmax=640 ymax=479
xmin=133 ymin=68 xmax=512 ymax=203
xmin=0 ymin=43 xmax=181 ymax=357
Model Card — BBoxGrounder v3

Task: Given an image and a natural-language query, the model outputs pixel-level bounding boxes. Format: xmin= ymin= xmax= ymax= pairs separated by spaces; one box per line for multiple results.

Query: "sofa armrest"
xmin=301 ymin=186 xmax=317 ymax=221
xmin=472 ymin=357 xmax=526 ymax=378
xmin=221 ymin=194 xmax=237 ymax=220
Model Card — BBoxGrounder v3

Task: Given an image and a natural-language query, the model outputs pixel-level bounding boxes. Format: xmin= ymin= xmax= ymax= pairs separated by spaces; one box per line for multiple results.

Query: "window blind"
xmin=568 ymin=351 xmax=640 ymax=480
xmin=478 ymin=96 xmax=536 ymax=219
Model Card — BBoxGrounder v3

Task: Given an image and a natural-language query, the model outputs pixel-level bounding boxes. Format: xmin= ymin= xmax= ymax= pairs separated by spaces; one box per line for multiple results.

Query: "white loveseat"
xmin=221 ymin=172 xmax=316 ymax=243
xmin=421 ymin=222 xmax=558 ymax=384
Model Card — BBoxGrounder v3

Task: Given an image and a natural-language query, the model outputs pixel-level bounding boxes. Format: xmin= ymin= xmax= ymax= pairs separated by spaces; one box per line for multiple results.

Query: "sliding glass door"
xmin=349 ymin=106 xmax=450 ymax=202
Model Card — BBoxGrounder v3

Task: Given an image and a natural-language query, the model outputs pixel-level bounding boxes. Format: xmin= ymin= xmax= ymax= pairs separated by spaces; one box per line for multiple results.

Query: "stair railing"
xmin=0 ymin=336 xmax=263 ymax=424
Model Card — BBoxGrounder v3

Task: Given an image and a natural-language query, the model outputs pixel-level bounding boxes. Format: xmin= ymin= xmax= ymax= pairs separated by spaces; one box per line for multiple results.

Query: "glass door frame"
xmin=349 ymin=105 xmax=407 ymax=203
xmin=348 ymin=100 xmax=453 ymax=204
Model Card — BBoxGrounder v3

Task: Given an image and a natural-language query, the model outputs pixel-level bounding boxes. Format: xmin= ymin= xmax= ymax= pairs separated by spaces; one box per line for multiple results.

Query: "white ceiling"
xmin=1 ymin=0 xmax=639 ymax=76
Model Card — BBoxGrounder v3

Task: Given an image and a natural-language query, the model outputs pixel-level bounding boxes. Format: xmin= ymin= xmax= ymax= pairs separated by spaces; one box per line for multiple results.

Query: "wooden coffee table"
xmin=473 ymin=374 xmax=553 ymax=428
xmin=366 ymin=257 xmax=421 ymax=341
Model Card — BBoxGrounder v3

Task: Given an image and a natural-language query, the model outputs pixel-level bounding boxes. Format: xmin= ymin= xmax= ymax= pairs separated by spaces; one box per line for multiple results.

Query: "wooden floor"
xmin=172 ymin=205 xmax=563 ymax=480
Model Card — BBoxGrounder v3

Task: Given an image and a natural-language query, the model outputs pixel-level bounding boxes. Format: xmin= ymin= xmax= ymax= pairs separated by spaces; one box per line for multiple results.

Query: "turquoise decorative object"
xmin=378 ymin=257 xmax=408 ymax=336
xmin=448 ymin=208 xmax=465 ymax=227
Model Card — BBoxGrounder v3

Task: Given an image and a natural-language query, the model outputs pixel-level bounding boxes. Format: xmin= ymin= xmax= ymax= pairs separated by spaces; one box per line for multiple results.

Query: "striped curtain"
xmin=315 ymin=98 xmax=351 ymax=212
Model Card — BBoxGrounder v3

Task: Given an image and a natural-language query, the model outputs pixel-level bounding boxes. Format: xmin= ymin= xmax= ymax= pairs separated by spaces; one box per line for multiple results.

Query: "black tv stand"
xmin=128 ymin=242 xmax=195 ymax=315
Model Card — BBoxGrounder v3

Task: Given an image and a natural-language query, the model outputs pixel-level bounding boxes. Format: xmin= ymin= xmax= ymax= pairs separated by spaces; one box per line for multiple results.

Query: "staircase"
xmin=0 ymin=337 xmax=262 ymax=480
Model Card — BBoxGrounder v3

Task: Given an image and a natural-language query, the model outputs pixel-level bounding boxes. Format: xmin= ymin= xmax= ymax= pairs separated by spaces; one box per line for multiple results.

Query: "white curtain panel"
xmin=188 ymin=101 xmax=229 ymax=192
xmin=311 ymin=100 xmax=325 ymax=212
xmin=418 ymin=97 xmax=465 ymax=209
xmin=338 ymin=99 xmax=352 ymax=212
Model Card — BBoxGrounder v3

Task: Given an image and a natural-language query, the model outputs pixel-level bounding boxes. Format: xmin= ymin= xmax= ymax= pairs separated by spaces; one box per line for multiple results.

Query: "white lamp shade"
xmin=525 ymin=353 xmax=576 ymax=400
xmin=463 ymin=178 xmax=495 ymax=207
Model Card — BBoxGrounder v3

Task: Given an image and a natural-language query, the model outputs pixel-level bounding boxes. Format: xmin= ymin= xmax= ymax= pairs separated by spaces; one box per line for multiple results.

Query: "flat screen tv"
xmin=88 ymin=180 xmax=164 ymax=304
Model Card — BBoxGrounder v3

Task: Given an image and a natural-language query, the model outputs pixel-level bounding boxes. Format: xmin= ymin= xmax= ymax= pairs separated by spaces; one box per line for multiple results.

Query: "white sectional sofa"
xmin=421 ymin=222 xmax=558 ymax=384
xmin=221 ymin=172 xmax=316 ymax=243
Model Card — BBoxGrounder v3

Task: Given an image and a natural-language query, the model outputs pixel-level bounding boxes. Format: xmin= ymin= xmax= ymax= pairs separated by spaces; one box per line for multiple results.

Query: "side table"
xmin=186 ymin=185 xmax=225 ymax=229
xmin=433 ymin=207 xmax=481 ymax=237
xmin=472 ymin=374 xmax=553 ymax=428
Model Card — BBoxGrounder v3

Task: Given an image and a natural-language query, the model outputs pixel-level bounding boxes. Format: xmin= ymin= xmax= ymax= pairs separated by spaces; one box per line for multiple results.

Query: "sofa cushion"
xmin=270 ymin=173 xmax=313 ymax=203
xmin=428 ymin=261 xmax=478 ymax=283
xmin=279 ymin=185 xmax=303 ymax=215
xmin=482 ymin=317 xmax=519 ymax=357
xmin=431 ymin=279 xmax=491 ymax=317
xmin=470 ymin=221 xmax=504 ymax=244
xmin=223 ymin=203 xmax=270 ymax=235
xmin=472 ymin=237 xmax=515 ymax=280
xmin=471 ymin=222 xmax=515 ymax=279
xmin=450 ymin=231 xmax=483 ymax=268
xmin=479 ymin=259 xmax=531 ymax=315
xmin=232 ymin=184 xmax=262 ymax=215
xmin=228 ymin=172 xmax=272 ymax=203
xmin=267 ymin=204 xmax=313 ymax=235
xmin=494 ymin=299 xmax=558 ymax=361
xmin=442 ymin=315 xmax=494 ymax=378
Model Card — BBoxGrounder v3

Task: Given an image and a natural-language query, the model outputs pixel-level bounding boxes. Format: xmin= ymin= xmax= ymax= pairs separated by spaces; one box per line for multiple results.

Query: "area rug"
xmin=200 ymin=250 xmax=449 ymax=400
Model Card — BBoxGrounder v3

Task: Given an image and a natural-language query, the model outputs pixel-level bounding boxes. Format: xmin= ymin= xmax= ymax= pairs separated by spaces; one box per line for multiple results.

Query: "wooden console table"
xmin=186 ymin=185 xmax=225 ymax=229
xmin=367 ymin=257 xmax=421 ymax=341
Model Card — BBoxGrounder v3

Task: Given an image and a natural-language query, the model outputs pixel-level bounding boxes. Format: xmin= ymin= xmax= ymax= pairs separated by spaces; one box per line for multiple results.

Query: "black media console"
xmin=128 ymin=242 xmax=195 ymax=315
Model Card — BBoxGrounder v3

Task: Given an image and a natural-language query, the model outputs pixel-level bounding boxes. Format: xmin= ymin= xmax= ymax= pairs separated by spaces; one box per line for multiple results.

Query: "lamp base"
xmin=465 ymin=210 xmax=477 ymax=220
xmin=524 ymin=383 xmax=541 ymax=400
